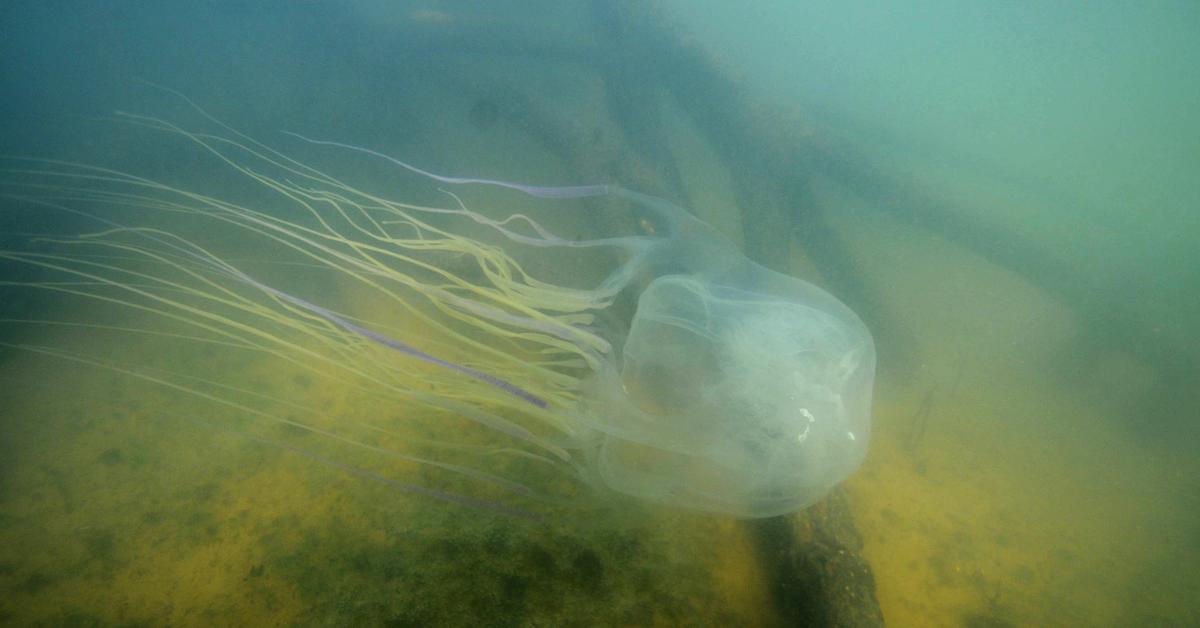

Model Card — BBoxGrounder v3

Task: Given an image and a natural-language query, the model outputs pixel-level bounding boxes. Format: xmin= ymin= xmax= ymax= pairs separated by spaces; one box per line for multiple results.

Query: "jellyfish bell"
xmin=0 ymin=113 xmax=875 ymax=520
xmin=560 ymin=190 xmax=876 ymax=518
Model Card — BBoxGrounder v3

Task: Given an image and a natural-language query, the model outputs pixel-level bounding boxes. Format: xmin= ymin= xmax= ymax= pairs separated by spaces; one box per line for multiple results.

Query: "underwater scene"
xmin=0 ymin=2 xmax=1197 ymax=627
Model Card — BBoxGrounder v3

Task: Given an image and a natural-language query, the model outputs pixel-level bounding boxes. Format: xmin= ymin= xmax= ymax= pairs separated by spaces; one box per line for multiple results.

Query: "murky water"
xmin=2 ymin=2 xmax=1197 ymax=627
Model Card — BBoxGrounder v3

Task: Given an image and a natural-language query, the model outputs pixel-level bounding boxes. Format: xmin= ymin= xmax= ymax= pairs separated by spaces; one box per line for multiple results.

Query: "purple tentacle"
xmin=68 ymin=206 xmax=549 ymax=409
xmin=227 ymin=267 xmax=549 ymax=408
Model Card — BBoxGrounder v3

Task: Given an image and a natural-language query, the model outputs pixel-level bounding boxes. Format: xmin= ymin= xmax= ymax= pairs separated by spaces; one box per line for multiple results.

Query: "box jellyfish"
xmin=0 ymin=114 xmax=874 ymax=519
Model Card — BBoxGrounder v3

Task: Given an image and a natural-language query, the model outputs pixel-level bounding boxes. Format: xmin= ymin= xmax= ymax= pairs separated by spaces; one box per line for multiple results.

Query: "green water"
xmin=1 ymin=2 xmax=1197 ymax=626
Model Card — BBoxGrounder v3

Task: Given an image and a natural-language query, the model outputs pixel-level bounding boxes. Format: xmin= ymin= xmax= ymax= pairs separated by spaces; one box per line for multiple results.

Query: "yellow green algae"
xmin=2 ymin=192 xmax=1196 ymax=626
xmin=0 ymin=314 xmax=780 ymax=626
xmin=835 ymin=202 xmax=1200 ymax=627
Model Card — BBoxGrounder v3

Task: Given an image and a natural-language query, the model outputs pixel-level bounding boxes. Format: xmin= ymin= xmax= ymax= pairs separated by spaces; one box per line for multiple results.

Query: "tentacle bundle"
xmin=1 ymin=110 xmax=875 ymax=518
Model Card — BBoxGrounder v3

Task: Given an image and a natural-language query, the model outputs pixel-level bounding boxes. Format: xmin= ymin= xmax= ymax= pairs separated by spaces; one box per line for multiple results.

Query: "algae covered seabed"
xmin=0 ymin=179 xmax=1195 ymax=626
xmin=0 ymin=323 xmax=780 ymax=626
xmin=839 ymin=210 xmax=1200 ymax=627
